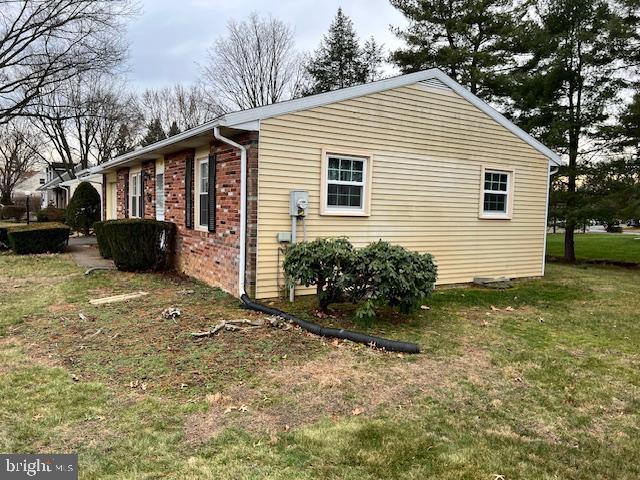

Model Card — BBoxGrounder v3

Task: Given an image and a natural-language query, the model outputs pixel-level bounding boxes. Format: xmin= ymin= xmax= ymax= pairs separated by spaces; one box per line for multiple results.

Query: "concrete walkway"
xmin=67 ymin=236 xmax=114 ymax=269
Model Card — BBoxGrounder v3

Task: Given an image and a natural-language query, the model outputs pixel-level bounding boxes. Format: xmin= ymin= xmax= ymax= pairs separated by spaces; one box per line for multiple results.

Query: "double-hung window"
xmin=322 ymin=152 xmax=371 ymax=216
xmin=480 ymin=168 xmax=513 ymax=219
xmin=197 ymin=159 xmax=209 ymax=228
xmin=129 ymin=171 xmax=142 ymax=218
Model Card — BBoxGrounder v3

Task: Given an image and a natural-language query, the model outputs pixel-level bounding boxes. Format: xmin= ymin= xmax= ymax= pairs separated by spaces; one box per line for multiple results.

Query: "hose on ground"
xmin=240 ymin=294 xmax=420 ymax=354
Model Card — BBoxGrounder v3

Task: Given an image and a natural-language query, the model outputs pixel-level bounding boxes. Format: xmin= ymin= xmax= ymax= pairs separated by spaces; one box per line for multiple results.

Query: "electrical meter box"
xmin=290 ymin=190 xmax=309 ymax=217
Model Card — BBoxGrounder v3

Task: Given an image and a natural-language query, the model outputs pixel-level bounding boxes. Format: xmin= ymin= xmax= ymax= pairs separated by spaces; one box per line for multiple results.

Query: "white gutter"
xmin=541 ymin=163 xmax=560 ymax=276
xmin=213 ymin=127 xmax=247 ymax=296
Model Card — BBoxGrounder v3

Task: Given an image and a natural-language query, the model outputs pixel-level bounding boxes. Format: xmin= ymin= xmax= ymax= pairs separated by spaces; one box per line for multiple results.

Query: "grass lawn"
xmin=1 ymin=252 xmax=639 ymax=479
xmin=547 ymin=232 xmax=640 ymax=264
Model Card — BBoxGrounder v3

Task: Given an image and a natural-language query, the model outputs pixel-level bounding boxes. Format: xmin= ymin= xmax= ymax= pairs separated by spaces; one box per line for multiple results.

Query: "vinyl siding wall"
xmin=255 ymin=82 xmax=550 ymax=299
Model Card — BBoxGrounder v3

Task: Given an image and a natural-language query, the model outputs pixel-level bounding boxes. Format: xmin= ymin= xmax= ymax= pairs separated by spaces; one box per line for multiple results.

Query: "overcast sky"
xmin=126 ymin=0 xmax=407 ymax=91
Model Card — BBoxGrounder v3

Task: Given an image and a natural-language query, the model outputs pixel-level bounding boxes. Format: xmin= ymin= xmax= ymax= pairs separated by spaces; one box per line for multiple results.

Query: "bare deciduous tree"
xmin=0 ymin=121 xmax=42 ymax=204
xmin=0 ymin=0 xmax=135 ymax=125
xmin=30 ymin=75 xmax=141 ymax=177
xmin=201 ymin=13 xmax=303 ymax=111
xmin=139 ymin=83 xmax=221 ymax=134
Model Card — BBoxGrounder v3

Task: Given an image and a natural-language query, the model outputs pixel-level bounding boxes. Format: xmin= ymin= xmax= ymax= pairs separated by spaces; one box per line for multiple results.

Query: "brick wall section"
xmin=141 ymin=160 xmax=156 ymax=219
xmin=151 ymin=131 xmax=260 ymax=296
xmin=115 ymin=167 xmax=129 ymax=219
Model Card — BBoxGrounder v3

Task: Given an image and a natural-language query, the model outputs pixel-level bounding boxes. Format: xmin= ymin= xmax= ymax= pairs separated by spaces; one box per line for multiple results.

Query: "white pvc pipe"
xmin=541 ymin=163 xmax=560 ymax=276
xmin=214 ymin=127 xmax=247 ymax=296
xmin=289 ymin=215 xmax=297 ymax=302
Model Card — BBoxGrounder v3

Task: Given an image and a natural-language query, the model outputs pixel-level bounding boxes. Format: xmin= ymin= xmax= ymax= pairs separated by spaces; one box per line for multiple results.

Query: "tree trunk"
xmin=564 ymin=222 xmax=576 ymax=262
xmin=0 ymin=192 xmax=12 ymax=205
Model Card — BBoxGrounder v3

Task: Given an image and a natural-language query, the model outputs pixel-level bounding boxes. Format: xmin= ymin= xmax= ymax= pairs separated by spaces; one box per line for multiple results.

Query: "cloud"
xmin=126 ymin=0 xmax=406 ymax=90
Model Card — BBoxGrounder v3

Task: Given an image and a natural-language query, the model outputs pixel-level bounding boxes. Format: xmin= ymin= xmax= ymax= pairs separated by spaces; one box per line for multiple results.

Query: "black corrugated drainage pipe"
xmin=240 ymin=294 xmax=420 ymax=354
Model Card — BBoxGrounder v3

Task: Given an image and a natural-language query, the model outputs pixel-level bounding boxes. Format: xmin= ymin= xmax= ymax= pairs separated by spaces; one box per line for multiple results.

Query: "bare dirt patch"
xmin=185 ymin=341 xmax=491 ymax=443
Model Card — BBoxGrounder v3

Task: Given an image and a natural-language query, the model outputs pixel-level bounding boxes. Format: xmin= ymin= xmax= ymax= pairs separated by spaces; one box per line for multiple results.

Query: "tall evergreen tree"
xmin=361 ymin=37 xmax=385 ymax=83
xmin=141 ymin=118 xmax=166 ymax=147
xmin=114 ymin=123 xmax=133 ymax=156
xmin=390 ymin=0 xmax=518 ymax=99
xmin=305 ymin=8 xmax=383 ymax=94
xmin=511 ymin=0 xmax=639 ymax=262
xmin=616 ymin=92 xmax=640 ymax=159
xmin=168 ymin=120 xmax=180 ymax=137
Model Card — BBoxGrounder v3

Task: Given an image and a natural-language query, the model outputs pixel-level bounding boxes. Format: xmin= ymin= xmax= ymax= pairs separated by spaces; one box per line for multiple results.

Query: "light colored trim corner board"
xmin=478 ymin=165 xmax=516 ymax=220
xmin=320 ymin=147 xmax=373 ymax=217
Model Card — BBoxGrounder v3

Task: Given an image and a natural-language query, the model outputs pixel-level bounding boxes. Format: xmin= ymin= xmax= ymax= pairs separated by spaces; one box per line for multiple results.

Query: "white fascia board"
xmin=94 ymin=68 xmax=562 ymax=173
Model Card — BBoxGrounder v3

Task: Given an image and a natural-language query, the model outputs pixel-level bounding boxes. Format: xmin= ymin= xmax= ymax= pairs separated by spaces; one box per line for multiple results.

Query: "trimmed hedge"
xmin=1 ymin=205 xmax=26 ymax=222
xmin=7 ymin=223 xmax=70 ymax=254
xmin=0 ymin=225 xmax=13 ymax=250
xmin=93 ymin=220 xmax=115 ymax=259
xmin=100 ymin=219 xmax=176 ymax=271
xmin=37 ymin=207 xmax=66 ymax=222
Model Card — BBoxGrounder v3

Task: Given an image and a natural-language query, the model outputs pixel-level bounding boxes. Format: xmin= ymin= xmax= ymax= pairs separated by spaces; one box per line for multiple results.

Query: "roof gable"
xmin=94 ymin=69 xmax=561 ymax=173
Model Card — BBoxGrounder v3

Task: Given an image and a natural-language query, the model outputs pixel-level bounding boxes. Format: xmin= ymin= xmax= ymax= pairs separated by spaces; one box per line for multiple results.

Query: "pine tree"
xmin=512 ymin=0 xmax=639 ymax=262
xmin=168 ymin=120 xmax=180 ymax=137
xmin=141 ymin=118 xmax=166 ymax=147
xmin=390 ymin=0 xmax=518 ymax=100
xmin=617 ymin=92 xmax=640 ymax=159
xmin=361 ymin=37 xmax=384 ymax=83
xmin=305 ymin=8 xmax=382 ymax=95
xmin=114 ymin=124 xmax=133 ymax=156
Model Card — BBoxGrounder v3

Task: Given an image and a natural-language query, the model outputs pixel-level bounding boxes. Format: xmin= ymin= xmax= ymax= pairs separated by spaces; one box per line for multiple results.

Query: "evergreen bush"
xmin=283 ymin=238 xmax=438 ymax=318
xmin=93 ymin=220 xmax=115 ymax=259
xmin=101 ymin=219 xmax=176 ymax=271
xmin=7 ymin=223 xmax=70 ymax=254
xmin=350 ymin=240 xmax=438 ymax=317
xmin=283 ymin=237 xmax=354 ymax=312
xmin=65 ymin=182 xmax=101 ymax=234
xmin=1 ymin=205 xmax=26 ymax=221
xmin=37 ymin=207 xmax=66 ymax=222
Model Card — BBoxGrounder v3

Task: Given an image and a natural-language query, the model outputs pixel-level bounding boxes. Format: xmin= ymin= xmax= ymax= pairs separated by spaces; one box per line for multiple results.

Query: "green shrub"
xmin=7 ymin=223 xmax=70 ymax=254
xmin=37 ymin=207 xmax=66 ymax=222
xmin=93 ymin=220 xmax=115 ymax=259
xmin=101 ymin=219 xmax=176 ymax=271
xmin=350 ymin=241 xmax=438 ymax=316
xmin=65 ymin=182 xmax=101 ymax=234
xmin=0 ymin=225 xmax=15 ymax=250
xmin=283 ymin=237 xmax=354 ymax=312
xmin=1 ymin=205 xmax=26 ymax=222
xmin=283 ymin=237 xmax=438 ymax=318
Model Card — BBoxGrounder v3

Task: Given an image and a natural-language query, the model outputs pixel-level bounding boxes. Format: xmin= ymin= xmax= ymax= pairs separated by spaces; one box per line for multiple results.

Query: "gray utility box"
xmin=289 ymin=190 xmax=309 ymax=217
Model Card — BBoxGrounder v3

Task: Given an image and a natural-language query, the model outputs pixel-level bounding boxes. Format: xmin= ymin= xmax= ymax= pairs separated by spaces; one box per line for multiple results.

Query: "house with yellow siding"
xmin=92 ymin=69 xmax=562 ymax=300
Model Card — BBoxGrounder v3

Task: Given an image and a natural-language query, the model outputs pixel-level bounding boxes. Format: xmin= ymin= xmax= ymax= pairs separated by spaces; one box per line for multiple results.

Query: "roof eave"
xmin=92 ymin=68 xmax=562 ymax=173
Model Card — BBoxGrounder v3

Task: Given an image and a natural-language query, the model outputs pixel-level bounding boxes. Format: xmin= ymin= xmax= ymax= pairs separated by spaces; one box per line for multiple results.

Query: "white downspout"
xmin=542 ymin=163 xmax=560 ymax=276
xmin=214 ymin=127 xmax=247 ymax=296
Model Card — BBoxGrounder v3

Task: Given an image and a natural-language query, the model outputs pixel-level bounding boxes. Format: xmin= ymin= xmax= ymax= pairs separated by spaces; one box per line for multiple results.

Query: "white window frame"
xmin=320 ymin=148 xmax=373 ymax=216
xmin=194 ymin=156 xmax=209 ymax=231
xmin=129 ymin=168 xmax=142 ymax=218
xmin=479 ymin=166 xmax=515 ymax=220
xmin=155 ymin=159 xmax=165 ymax=221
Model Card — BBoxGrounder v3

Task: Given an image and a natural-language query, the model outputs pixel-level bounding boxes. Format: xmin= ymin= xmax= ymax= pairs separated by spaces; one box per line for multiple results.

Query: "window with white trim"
xmin=325 ymin=154 xmax=366 ymax=212
xmin=197 ymin=158 xmax=209 ymax=228
xmin=129 ymin=172 xmax=142 ymax=218
xmin=482 ymin=169 xmax=511 ymax=217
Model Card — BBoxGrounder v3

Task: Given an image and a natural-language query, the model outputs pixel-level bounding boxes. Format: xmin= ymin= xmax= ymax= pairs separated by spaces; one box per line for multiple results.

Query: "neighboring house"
xmin=93 ymin=69 xmax=562 ymax=300
xmin=38 ymin=163 xmax=103 ymax=210
xmin=11 ymin=170 xmax=46 ymax=206
xmin=38 ymin=163 xmax=70 ymax=208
